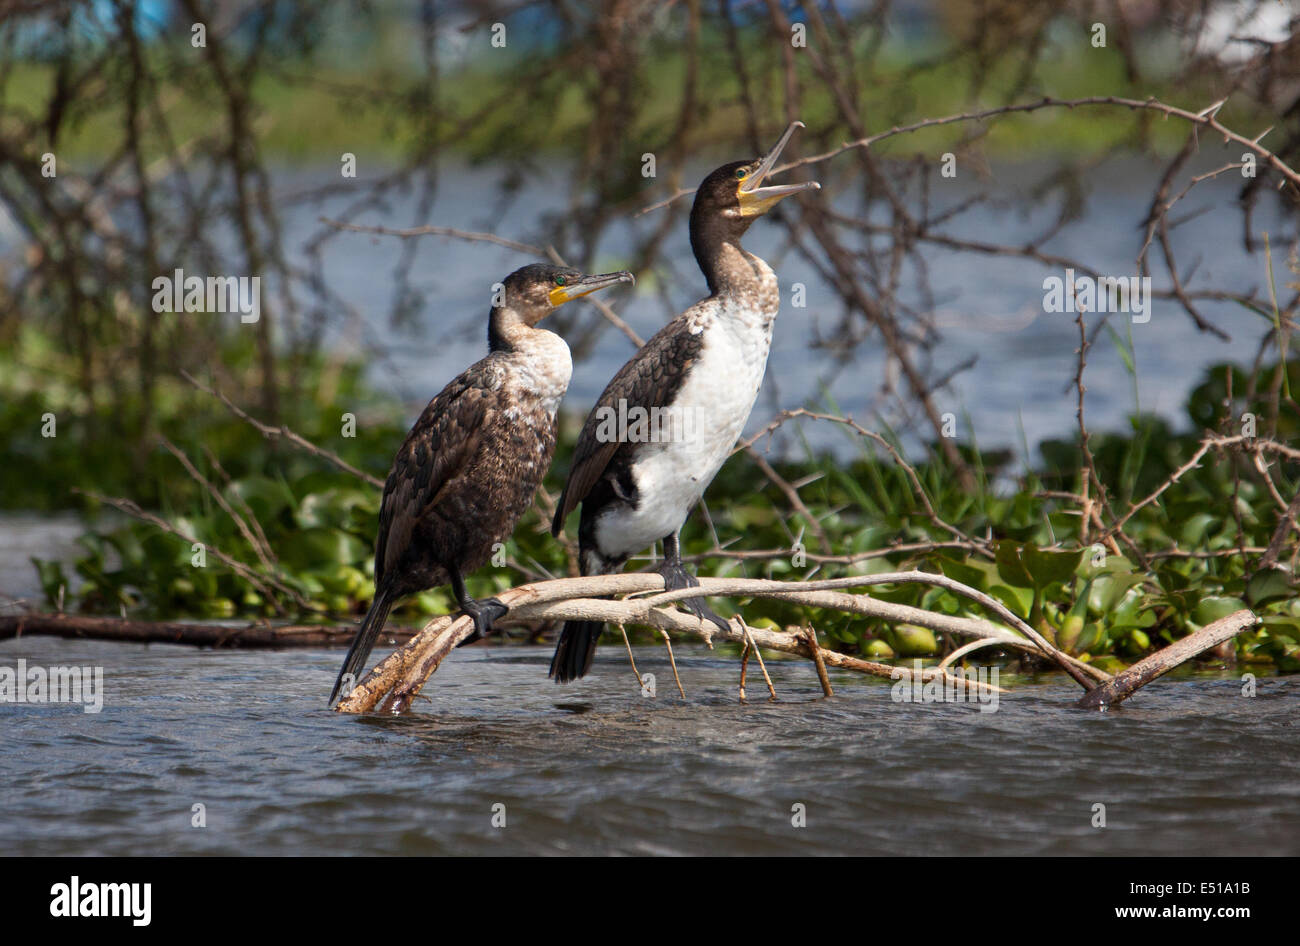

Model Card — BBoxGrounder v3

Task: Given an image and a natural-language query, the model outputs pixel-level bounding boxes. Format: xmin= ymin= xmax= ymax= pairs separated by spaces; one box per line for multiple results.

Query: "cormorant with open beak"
xmin=330 ymin=263 xmax=634 ymax=705
xmin=549 ymin=122 xmax=819 ymax=683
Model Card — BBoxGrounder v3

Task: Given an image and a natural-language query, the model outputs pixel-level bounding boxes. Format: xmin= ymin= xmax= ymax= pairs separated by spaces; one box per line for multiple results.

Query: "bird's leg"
xmin=449 ymin=566 xmax=509 ymax=647
xmin=657 ymin=531 xmax=729 ymax=632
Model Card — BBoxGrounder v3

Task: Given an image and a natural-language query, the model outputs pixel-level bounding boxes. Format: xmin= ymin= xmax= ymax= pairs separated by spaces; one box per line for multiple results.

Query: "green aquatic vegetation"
xmin=14 ymin=335 xmax=1299 ymax=670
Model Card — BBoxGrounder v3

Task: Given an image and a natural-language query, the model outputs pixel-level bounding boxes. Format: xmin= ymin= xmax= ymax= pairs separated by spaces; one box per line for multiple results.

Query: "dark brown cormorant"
xmin=549 ymin=122 xmax=820 ymax=683
xmin=330 ymin=263 xmax=634 ymax=705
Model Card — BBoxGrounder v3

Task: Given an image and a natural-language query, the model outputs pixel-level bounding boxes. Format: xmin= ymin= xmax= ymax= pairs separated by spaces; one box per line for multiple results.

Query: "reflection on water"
xmin=3 ymin=637 xmax=1296 ymax=855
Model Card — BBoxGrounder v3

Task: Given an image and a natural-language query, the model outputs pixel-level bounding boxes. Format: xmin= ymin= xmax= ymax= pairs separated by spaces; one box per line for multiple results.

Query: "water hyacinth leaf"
xmin=313 ymin=565 xmax=359 ymax=594
xmin=74 ymin=533 xmax=108 ymax=569
xmin=767 ymin=556 xmax=793 ymax=577
xmin=1020 ymin=544 xmax=1085 ymax=587
xmin=850 ymin=554 xmax=907 ymax=577
xmin=920 ymin=585 xmax=961 ymax=614
xmin=1246 ymin=566 xmax=1293 ymax=607
xmin=1109 ymin=586 xmax=1149 ymax=626
xmin=414 ymin=590 xmax=452 ymax=614
xmin=886 ymin=624 xmax=938 ymax=656
xmin=863 ymin=638 xmax=894 ymax=659
xmin=1057 ymin=614 xmax=1085 ymax=652
xmin=292 ymin=574 xmax=326 ymax=597
xmin=191 ymin=567 xmax=219 ymax=598
xmin=829 ymin=622 xmax=858 ymax=645
xmin=1078 ymin=553 xmax=1135 ymax=579
xmin=995 ymin=540 xmax=1034 ymax=588
xmin=1089 ymin=655 xmax=1129 ymax=674
xmin=1255 ymin=635 xmax=1300 ymax=672
xmin=935 ymin=551 xmax=990 ymax=591
xmin=1157 ymin=567 xmax=1193 ymax=593
xmin=1111 ymin=624 xmax=1151 ymax=646
xmin=280 ymin=528 xmax=370 ymax=569
xmin=1075 ymin=622 xmax=1106 ymax=654
xmin=1179 ymin=512 xmax=1219 ymax=546
xmin=989 ymin=583 xmax=1032 ymax=615
xmin=1192 ymin=596 xmax=1248 ymax=627
xmin=1088 ymin=571 xmax=1146 ymax=614
xmin=1261 ymin=617 xmax=1300 ymax=643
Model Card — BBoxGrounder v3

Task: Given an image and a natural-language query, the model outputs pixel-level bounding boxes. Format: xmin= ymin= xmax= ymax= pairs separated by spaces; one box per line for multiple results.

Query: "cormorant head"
xmin=500 ymin=263 xmax=635 ymax=323
xmin=490 ymin=264 xmax=634 ymax=348
xmin=691 ymin=121 xmax=821 ymax=239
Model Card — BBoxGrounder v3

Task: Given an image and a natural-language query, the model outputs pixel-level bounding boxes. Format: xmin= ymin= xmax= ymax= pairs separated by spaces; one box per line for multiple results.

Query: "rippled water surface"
xmin=2 ymin=636 xmax=1297 ymax=856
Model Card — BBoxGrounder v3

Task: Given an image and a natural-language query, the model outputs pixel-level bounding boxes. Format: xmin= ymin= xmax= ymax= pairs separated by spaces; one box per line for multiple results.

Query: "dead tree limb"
xmin=1076 ymin=610 xmax=1260 ymax=710
xmin=0 ymin=613 xmax=406 ymax=649
xmin=334 ymin=570 xmax=1100 ymax=714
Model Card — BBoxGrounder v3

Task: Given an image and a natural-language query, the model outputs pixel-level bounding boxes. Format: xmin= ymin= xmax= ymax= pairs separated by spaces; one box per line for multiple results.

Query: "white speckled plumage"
xmin=502 ymin=327 xmax=573 ymax=419
xmin=593 ymin=259 xmax=776 ymax=559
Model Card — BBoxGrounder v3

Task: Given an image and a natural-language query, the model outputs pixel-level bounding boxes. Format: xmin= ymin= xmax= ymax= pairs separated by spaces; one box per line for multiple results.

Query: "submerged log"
xmin=1075 ymin=609 xmax=1260 ymax=710
xmin=0 ymin=612 xmax=416 ymax=649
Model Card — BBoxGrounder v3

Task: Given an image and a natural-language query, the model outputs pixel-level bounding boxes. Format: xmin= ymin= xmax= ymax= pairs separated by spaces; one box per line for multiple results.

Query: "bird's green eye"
xmin=555 ymin=276 xmax=567 ymax=287
xmin=735 ymin=167 xmax=748 ymax=180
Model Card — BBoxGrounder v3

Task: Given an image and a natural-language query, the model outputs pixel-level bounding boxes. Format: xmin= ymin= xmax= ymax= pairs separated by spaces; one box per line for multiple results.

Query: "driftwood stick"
xmin=634 ymin=572 xmax=1100 ymax=686
xmin=1076 ymin=610 xmax=1260 ymax=710
xmin=336 ymin=571 xmax=1037 ymax=713
xmin=617 ymin=624 xmax=644 ymax=694
xmin=804 ymin=627 xmax=834 ymax=697
xmin=938 ymin=637 xmax=1008 ymax=670
xmin=737 ymin=615 xmax=777 ymax=700
xmin=0 ymin=612 xmax=396 ymax=648
xmin=660 ymin=630 xmax=686 ymax=698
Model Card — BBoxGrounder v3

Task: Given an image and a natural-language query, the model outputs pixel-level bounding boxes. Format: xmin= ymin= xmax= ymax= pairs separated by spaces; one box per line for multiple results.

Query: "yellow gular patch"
xmin=548 ymin=286 xmax=570 ymax=307
xmin=738 ymin=191 xmax=777 ymax=218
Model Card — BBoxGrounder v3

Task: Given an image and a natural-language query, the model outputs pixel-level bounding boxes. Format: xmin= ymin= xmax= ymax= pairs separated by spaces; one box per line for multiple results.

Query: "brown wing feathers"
xmin=374 ymin=372 xmax=490 ymax=591
xmin=552 ymin=318 xmax=703 ymax=534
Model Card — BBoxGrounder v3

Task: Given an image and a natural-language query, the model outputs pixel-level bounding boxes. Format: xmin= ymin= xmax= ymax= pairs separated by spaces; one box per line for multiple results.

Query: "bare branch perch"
xmin=334 ymin=570 xmax=1104 ymax=714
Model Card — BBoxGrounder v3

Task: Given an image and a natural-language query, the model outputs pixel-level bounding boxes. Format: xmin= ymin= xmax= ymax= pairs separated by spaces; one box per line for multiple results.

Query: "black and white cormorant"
xmin=329 ymin=263 xmax=634 ymax=705
xmin=549 ymin=121 xmax=820 ymax=683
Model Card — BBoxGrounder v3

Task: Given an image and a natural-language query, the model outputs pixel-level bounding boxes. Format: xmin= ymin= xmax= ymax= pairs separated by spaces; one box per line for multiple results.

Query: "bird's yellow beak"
xmin=737 ymin=121 xmax=821 ymax=217
xmin=548 ymin=270 xmax=635 ymax=308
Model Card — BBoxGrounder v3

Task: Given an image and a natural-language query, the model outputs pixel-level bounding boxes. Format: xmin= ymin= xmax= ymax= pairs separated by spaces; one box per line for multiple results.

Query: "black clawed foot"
xmin=657 ymin=560 xmax=730 ymax=633
xmin=682 ymin=595 xmax=731 ymax=633
xmin=457 ymin=597 xmax=509 ymax=647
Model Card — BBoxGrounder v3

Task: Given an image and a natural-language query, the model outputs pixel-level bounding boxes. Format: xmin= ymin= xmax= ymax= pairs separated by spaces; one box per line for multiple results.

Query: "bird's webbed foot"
xmin=457 ymin=596 xmax=510 ymax=647
xmin=656 ymin=559 xmax=730 ymax=633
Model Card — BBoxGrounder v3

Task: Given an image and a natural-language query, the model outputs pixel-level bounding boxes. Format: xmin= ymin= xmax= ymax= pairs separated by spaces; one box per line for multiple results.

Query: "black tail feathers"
xmin=329 ymin=586 xmax=395 ymax=706
xmin=549 ymin=619 xmax=604 ymax=684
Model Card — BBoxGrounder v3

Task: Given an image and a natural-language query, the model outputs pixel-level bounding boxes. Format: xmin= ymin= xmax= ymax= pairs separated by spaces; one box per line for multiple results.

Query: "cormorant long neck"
xmin=488 ymin=306 xmax=539 ymax=354
xmin=689 ymin=207 xmax=759 ymax=297
xmin=486 ymin=304 xmax=572 ymax=411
